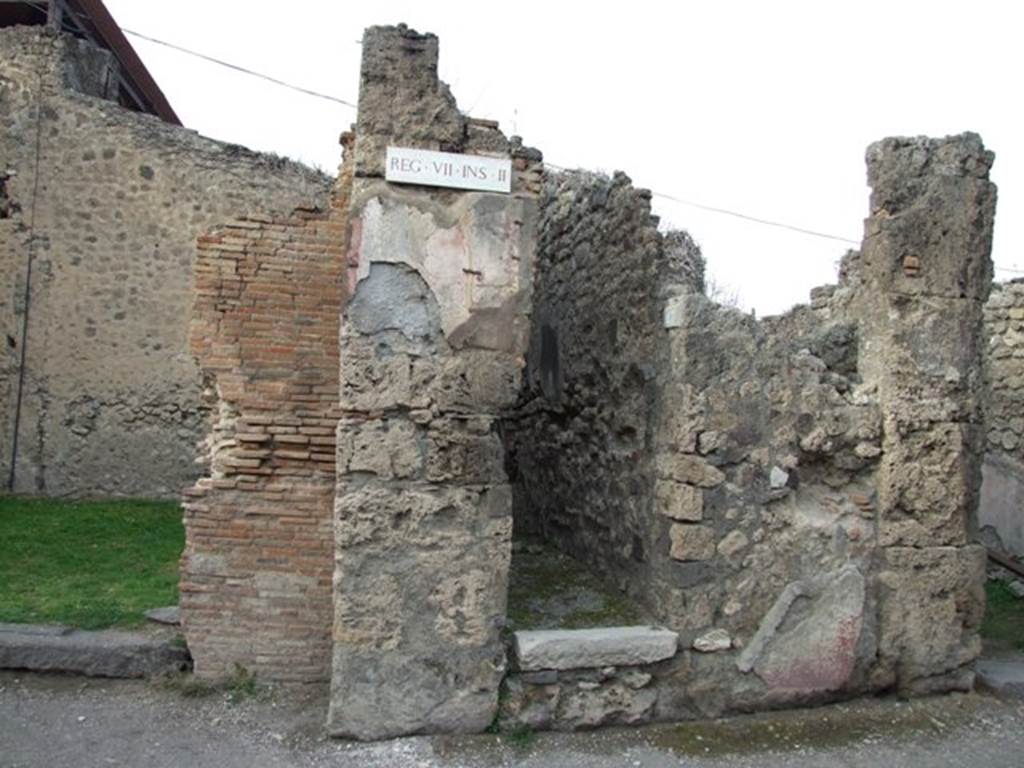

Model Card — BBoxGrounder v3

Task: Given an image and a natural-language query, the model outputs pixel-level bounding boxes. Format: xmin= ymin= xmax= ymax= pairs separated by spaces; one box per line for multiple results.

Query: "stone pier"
xmin=327 ymin=25 xmax=542 ymax=739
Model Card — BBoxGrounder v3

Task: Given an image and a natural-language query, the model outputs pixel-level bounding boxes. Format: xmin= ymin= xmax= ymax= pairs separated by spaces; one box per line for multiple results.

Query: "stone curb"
xmin=977 ymin=659 xmax=1024 ymax=697
xmin=0 ymin=623 xmax=191 ymax=678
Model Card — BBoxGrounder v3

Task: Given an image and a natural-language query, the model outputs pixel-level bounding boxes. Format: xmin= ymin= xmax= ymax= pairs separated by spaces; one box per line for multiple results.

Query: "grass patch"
xmin=0 ymin=496 xmax=183 ymax=629
xmin=506 ymin=538 xmax=647 ymax=630
xmin=982 ymin=579 xmax=1024 ymax=652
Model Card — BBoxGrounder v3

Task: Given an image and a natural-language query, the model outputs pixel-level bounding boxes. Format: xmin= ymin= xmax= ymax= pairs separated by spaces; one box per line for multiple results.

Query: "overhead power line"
xmin=122 ymin=28 xmax=357 ymax=108
xmin=94 ymin=24 xmax=1022 ymax=272
xmin=651 ymin=191 xmax=860 ymax=246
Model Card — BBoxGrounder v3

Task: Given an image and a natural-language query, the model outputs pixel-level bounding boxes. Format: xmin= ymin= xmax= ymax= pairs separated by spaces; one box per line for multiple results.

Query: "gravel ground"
xmin=2 ymin=670 xmax=1024 ymax=768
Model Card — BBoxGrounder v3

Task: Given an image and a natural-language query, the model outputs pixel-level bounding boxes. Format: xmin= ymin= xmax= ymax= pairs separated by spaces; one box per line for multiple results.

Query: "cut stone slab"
xmin=0 ymin=623 xmax=71 ymax=637
xmin=514 ymin=626 xmax=679 ymax=671
xmin=144 ymin=606 xmax=181 ymax=626
xmin=0 ymin=625 xmax=190 ymax=678
xmin=977 ymin=659 xmax=1024 ymax=697
xmin=738 ymin=565 xmax=866 ymax=697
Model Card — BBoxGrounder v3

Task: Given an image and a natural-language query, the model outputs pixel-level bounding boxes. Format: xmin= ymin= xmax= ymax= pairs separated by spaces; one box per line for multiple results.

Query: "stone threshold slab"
xmin=0 ymin=623 xmax=190 ymax=678
xmin=513 ymin=626 xmax=679 ymax=671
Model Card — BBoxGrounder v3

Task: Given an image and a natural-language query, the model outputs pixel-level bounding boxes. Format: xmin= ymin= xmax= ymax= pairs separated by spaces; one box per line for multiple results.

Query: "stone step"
xmin=0 ymin=624 xmax=190 ymax=678
xmin=977 ymin=658 xmax=1024 ymax=697
xmin=513 ymin=626 xmax=679 ymax=671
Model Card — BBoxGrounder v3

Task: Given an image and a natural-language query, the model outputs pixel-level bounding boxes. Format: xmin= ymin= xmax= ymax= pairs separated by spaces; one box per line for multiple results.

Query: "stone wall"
xmin=980 ymin=280 xmax=1024 ymax=554
xmin=179 ymin=153 xmax=350 ymax=681
xmin=504 ymin=133 xmax=995 ymax=727
xmin=0 ymin=26 xmax=331 ymax=498
xmin=327 ymin=24 xmax=544 ymax=740
xmin=504 ymin=170 xmax=705 ymax=603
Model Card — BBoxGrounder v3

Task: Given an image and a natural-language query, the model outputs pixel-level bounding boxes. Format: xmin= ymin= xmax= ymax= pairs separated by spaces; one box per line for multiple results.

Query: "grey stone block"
xmin=144 ymin=606 xmax=180 ymax=626
xmin=513 ymin=626 xmax=679 ymax=671
xmin=977 ymin=659 xmax=1024 ymax=697
xmin=0 ymin=625 xmax=190 ymax=678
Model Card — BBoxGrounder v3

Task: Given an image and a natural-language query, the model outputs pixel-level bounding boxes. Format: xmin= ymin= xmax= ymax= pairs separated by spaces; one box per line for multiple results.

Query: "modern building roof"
xmin=0 ymin=0 xmax=181 ymax=124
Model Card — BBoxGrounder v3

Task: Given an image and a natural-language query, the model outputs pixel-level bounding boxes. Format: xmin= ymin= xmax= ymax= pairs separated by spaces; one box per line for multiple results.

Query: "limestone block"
xmin=331 ymin=481 xmax=512 ymax=738
xmin=669 ymin=524 xmax=716 ymax=562
xmin=329 ymin=645 xmax=504 ymax=740
xmin=513 ymin=627 xmax=679 ymax=671
xmin=866 ymin=297 xmax=987 ymax=404
xmin=335 ymin=484 xmax=511 ymax=552
xmin=693 ymin=628 xmax=732 ymax=653
xmin=336 ymin=417 xmax=421 ymax=479
xmin=431 ymin=350 xmax=524 ymax=413
xmin=876 ymin=421 xmax=977 ymax=547
xmin=424 ymin=421 xmax=506 ymax=484
xmin=876 ymin=545 xmax=986 ymax=691
xmin=654 ymin=480 xmax=703 ymax=521
xmin=863 ymin=134 xmax=995 ymax=302
xmin=769 ymin=466 xmax=789 ymax=489
xmin=338 ymin=335 xmax=425 ymax=412
xmin=656 ymin=453 xmax=725 ymax=488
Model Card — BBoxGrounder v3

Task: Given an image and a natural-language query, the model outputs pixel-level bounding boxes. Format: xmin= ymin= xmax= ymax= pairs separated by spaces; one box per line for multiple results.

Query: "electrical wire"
xmin=7 ymin=60 xmax=47 ymax=491
xmin=118 ymin=27 xmax=1024 ymax=269
xmin=24 ymin=9 xmax=1024 ymax=274
xmin=121 ymin=28 xmax=357 ymax=109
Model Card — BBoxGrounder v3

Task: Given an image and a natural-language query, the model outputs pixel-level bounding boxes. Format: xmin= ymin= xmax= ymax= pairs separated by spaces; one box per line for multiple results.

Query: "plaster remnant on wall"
xmin=328 ymin=24 xmax=543 ymax=741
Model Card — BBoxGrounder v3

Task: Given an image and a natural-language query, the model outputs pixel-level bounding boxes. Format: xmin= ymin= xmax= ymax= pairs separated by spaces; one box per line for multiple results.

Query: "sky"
xmin=103 ymin=0 xmax=1023 ymax=316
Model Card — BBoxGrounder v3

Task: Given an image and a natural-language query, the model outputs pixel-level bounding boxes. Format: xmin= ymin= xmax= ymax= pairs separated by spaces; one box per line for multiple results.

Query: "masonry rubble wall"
xmin=980 ymin=280 xmax=1024 ymax=555
xmin=502 ymin=133 xmax=995 ymax=729
xmin=159 ymin=20 xmax=1004 ymax=739
xmin=504 ymin=170 xmax=705 ymax=603
xmin=0 ymin=26 xmax=331 ymax=498
xmin=327 ymin=24 xmax=543 ymax=740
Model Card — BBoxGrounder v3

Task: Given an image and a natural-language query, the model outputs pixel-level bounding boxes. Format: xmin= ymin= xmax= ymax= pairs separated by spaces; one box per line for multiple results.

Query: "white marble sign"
xmin=385 ymin=147 xmax=512 ymax=194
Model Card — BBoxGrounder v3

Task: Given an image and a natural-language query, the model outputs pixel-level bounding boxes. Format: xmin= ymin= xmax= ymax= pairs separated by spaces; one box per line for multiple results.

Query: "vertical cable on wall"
xmin=7 ymin=67 xmax=46 ymax=492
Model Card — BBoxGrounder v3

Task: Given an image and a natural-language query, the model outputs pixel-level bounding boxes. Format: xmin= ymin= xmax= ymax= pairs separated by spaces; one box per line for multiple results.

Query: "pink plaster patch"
xmin=760 ymin=615 xmax=862 ymax=693
xmin=345 ymin=216 xmax=363 ymax=296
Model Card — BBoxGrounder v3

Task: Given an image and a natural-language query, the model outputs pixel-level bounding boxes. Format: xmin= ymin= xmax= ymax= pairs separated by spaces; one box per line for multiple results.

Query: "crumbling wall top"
xmin=353 ymin=24 xmax=540 ymax=180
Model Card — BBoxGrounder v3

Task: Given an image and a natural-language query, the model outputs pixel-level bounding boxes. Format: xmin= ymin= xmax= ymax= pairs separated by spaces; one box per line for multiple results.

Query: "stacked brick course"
xmin=179 ymin=152 xmax=351 ymax=682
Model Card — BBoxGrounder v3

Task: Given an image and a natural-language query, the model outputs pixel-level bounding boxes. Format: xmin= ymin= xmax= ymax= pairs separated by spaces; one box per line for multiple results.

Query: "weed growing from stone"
xmin=153 ymin=663 xmax=269 ymax=704
xmin=506 ymin=723 xmax=535 ymax=749
xmin=152 ymin=671 xmax=219 ymax=698
xmin=225 ymin=663 xmax=264 ymax=704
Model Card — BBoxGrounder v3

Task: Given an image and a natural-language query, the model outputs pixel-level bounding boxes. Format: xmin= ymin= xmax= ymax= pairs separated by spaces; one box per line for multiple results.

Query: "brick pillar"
xmin=327 ymin=25 xmax=542 ymax=739
xmin=858 ymin=134 xmax=997 ymax=692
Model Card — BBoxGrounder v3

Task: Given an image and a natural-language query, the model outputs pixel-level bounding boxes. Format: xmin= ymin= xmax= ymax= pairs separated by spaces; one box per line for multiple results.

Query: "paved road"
xmin=2 ymin=671 xmax=1023 ymax=767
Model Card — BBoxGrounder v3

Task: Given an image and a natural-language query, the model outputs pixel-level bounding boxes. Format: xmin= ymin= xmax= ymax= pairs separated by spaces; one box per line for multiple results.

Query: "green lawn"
xmin=0 ymin=496 xmax=184 ymax=629
xmin=982 ymin=579 xmax=1024 ymax=653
